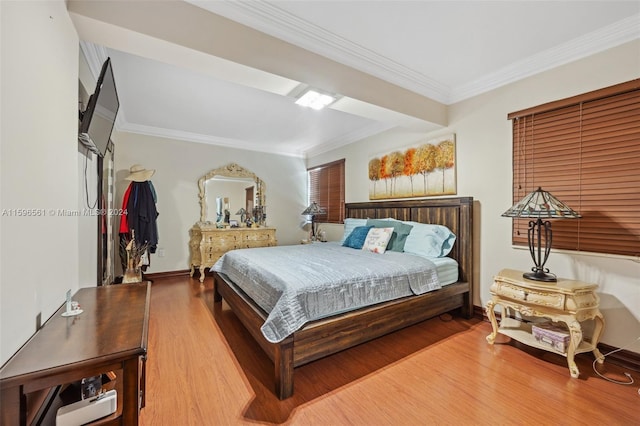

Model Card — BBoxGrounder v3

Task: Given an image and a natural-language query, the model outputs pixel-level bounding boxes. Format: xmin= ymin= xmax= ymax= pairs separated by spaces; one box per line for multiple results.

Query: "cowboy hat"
xmin=125 ymin=164 xmax=155 ymax=182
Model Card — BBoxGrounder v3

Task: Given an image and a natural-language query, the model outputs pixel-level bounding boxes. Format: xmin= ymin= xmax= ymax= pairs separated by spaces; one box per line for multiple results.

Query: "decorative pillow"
xmin=340 ymin=218 xmax=368 ymax=244
xmin=365 ymin=219 xmax=413 ymax=252
xmin=361 ymin=227 xmax=394 ymax=254
xmin=402 ymin=222 xmax=456 ymax=258
xmin=342 ymin=225 xmax=374 ymax=249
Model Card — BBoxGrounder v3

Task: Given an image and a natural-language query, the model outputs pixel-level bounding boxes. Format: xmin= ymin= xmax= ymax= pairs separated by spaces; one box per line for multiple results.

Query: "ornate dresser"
xmin=485 ymin=268 xmax=604 ymax=378
xmin=189 ymin=224 xmax=277 ymax=282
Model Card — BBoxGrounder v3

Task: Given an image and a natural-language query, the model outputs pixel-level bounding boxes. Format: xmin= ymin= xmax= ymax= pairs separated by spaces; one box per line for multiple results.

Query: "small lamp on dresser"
xmin=502 ymin=187 xmax=581 ymax=282
xmin=301 ymin=201 xmax=326 ymax=241
xmin=236 ymin=207 xmax=246 ymax=223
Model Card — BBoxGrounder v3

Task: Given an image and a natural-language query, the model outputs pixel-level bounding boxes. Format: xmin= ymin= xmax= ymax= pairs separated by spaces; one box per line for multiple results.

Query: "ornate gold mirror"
xmin=198 ymin=163 xmax=266 ymax=225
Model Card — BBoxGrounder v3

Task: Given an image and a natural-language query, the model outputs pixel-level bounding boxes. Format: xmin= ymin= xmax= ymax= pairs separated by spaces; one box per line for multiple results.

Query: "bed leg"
xmin=212 ymin=273 xmax=222 ymax=303
xmin=274 ymin=337 xmax=294 ymax=399
xmin=463 ymin=290 xmax=473 ymax=319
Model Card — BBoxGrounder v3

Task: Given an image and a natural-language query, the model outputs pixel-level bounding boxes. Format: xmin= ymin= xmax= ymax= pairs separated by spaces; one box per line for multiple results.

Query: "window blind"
xmin=308 ymin=159 xmax=345 ymax=224
xmin=508 ymin=79 xmax=640 ymax=257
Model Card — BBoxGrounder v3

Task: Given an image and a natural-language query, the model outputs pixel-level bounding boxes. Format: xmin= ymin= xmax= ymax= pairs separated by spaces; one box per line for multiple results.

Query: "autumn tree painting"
xmin=368 ymin=158 xmax=381 ymax=197
xmin=369 ymin=135 xmax=456 ymax=199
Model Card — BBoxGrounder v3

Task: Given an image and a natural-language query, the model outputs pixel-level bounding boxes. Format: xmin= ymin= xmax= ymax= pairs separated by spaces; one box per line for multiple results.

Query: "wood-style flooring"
xmin=139 ymin=275 xmax=639 ymax=425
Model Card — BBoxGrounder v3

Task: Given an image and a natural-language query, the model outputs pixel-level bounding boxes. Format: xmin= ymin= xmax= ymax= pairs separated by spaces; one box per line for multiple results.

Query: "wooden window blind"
xmin=308 ymin=159 xmax=345 ymax=224
xmin=507 ymin=79 xmax=640 ymax=257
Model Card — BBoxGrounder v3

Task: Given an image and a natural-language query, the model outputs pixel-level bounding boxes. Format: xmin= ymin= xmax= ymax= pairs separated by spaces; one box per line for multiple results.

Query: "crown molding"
xmin=119 ymin=119 xmax=391 ymax=159
xmin=193 ymin=2 xmax=640 ymax=105
xmin=119 ymin=120 xmax=391 ymax=158
xmin=449 ymin=13 xmax=640 ymax=103
xmin=304 ymin=121 xmax=394 ymax=158
xmin=79 ymin=41 xmax=108 ymax=79
xmin=118 ymin=121 xmax=306 ymax=158
xmin=192 ymin=0 xmax=451 ymax=103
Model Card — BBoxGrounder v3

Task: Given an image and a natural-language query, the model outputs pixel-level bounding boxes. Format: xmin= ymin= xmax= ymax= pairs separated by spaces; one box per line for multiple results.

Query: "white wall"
xmin=309 ymin=40 xmax=640 ymax=350
xmin=113 ymin=132 xmax=309 ymax=273
xmin=0 ymin=1 xmax=81 ymax=364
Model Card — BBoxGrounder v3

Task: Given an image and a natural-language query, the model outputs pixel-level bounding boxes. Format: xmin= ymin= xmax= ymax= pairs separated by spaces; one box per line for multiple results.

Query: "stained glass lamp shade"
xmin=502 ymin=187 xmax=581 ymax=282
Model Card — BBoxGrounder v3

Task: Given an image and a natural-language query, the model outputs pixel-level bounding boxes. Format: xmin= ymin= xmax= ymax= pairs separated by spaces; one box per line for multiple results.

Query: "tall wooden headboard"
xmin=345 ymin=197 xmax=474 ymax=316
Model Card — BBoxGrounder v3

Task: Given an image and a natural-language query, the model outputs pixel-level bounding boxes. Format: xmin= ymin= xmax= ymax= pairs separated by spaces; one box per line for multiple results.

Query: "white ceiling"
xmin=75 ymin=1 xmax=640 ymax=158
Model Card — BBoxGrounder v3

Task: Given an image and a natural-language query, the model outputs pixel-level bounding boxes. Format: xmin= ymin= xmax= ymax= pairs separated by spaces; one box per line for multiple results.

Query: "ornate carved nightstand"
xmin=486 ymin=268 xmax=605 ymax=378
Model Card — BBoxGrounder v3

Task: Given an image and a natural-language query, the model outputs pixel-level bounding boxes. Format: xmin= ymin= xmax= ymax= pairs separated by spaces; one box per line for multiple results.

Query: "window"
xmin=507 ymin=79 xmax=640 ymax=257
xmin=308 ymin=159 xmax=345 ymax=224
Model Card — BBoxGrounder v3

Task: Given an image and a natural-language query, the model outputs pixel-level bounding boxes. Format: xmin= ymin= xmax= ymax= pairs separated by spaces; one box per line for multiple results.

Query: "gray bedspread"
xmin=211 ymin=242 xmax=441 ymax=343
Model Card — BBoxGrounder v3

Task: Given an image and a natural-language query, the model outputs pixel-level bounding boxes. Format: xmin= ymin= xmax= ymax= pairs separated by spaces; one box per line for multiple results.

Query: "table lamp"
xmin=301 ymin=201 xmax=326 ymax=241
xmin=235 ymin=207 xmax=246 ymax=223
xmin=502 ymin=187 xmax=581 ymax=282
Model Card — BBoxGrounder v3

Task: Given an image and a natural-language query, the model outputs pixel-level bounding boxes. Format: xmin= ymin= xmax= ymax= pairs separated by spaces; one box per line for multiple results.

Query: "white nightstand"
xmin=486 ymin=268 xmax=605 ymax=378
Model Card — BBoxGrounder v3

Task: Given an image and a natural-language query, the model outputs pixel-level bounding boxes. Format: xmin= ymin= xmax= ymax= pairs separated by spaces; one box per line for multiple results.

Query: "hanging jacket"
xmin=126 ymin=181 xmax=159 ymax=253
xmin=119 ymin=182 xmax=133 ymax=234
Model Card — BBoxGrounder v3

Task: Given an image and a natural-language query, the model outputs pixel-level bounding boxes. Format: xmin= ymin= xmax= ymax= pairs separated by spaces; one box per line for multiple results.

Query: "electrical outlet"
xmin=157 ymin=248 xmax=165 ymax=258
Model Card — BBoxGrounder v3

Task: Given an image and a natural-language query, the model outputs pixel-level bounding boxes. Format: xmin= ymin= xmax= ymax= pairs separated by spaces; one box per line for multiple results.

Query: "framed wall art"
xmin=369 ymin=134 xmax=456 ymax=200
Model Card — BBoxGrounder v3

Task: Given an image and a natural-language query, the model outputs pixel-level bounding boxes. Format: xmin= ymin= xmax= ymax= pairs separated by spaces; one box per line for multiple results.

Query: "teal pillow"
xmin=340 ymin=218 xmax=368 ymax=244
xmin=366 ymin=219 xmax=413 ymax=252
xmin=342 ymin=225 xmax=374 ymax=249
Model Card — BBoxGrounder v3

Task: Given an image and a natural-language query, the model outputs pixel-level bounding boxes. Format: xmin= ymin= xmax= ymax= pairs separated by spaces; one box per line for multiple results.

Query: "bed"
xmin=212 ymin=197 xmax=473 ymax=399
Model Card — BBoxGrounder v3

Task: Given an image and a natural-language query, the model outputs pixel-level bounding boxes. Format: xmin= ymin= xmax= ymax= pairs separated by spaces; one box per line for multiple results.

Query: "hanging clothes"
xmin=119 ymin=182 xmax=133 ymax=234
xmin=126 ymin=181 xmax=159 ymax=253
xmin=118 ymin=165 xmax=159 ymax=277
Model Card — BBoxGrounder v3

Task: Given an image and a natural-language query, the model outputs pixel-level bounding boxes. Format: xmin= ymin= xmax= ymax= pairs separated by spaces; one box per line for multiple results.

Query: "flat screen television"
xmin=78 ymin=57 xmax=119 ymax=157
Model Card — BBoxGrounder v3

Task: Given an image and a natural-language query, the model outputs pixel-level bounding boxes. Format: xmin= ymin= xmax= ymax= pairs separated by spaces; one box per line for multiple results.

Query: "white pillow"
xmin=361 ymin=227 xmax=394 ymax=254
xmin=403 ymin=222 xmax=456 ymax=258
xmin=340 ymin=218 xmax=368 ymax=244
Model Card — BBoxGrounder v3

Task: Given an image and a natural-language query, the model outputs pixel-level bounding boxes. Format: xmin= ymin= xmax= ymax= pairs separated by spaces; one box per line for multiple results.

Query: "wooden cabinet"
xmin=0 ymin=283 xmax=150 ymax=425
xmin=486 ymin=269 xmax=605 ymax=378
xmin=189 ymin=224 xmax=277 ymax=282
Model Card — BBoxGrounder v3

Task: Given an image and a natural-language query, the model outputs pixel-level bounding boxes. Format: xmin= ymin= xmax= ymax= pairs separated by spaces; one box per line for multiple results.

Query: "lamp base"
xmin=523 ymin=270 xmax=557 ymax=283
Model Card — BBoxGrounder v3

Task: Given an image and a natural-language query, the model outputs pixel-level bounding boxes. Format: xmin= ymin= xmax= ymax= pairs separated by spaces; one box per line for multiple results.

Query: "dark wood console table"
xmin=0 ymin=282 xmax=150 ymax=425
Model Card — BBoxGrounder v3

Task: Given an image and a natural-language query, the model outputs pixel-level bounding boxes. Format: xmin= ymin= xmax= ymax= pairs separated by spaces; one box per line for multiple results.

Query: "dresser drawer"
xmin=523 ymin=289 xmax=565 ymax=309
xmin=490 ymin=281 xmax=565 ymax=310
xmin=242 ymin=230 xmax=275 ymax=242
xmin=490 ymin=281 xmax=525 ymax=301
xmin=205 ymin=251 xmax=224 ymax=263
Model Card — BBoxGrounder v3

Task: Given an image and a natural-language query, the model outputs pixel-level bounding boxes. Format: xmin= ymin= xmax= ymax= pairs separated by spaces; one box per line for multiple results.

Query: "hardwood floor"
xmin=139 ymin=275 xmax=638 ymax=425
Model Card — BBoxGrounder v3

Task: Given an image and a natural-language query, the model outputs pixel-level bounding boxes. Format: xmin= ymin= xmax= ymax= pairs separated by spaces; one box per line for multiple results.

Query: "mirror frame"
xmin=198 ymin=163 xmax=265 ymax=224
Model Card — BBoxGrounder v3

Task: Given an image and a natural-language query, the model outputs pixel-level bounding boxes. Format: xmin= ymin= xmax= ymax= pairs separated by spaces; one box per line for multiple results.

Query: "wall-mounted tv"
xmin=78 ymin=57 xmax=119 ymax=157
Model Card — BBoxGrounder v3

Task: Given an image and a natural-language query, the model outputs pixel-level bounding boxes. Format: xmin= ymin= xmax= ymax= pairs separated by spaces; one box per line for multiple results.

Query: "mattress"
xmin=428 ymin=256 xmax=459 ymax=286
xmin=212 ymin=242 xmax=458 ymax=343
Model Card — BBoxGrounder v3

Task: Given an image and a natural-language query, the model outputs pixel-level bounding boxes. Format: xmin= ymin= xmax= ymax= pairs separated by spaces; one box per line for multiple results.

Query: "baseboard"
xmin=597 ymin=342 xmax=640 ymax=372
xmin=476 ymin=305 xmax=640 ymax=372
xmin=473 ymin=305 xmax=485 ymax=320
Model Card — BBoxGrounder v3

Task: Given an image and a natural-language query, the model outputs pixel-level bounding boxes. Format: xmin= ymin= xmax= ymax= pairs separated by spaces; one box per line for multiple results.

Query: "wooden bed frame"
xmin=213 ymin=197 xmax=473 ymax=399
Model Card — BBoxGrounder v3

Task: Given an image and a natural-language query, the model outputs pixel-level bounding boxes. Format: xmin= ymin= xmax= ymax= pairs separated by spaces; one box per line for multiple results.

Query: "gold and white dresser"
xmin=189 ymin=223 xmax=277 ymax=282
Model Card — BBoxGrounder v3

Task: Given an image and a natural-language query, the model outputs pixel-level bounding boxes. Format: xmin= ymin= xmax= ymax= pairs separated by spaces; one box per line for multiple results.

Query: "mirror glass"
xmin=206 ymin=178 xmax=255 ymax=223
xmin=198 ymin=163 xmax=266 ymax=225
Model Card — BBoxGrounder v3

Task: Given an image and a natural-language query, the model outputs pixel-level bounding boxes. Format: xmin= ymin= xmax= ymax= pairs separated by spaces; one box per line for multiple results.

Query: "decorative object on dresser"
xmin=301 ymin=201 xmax=326 ymax=241
xmin=235 ymin=207 xmax=246 ymax=223
xmin=501 ymin=187 xmax=581 ymax=282
xmin=190 ymin=163 xmax=275 ymax=282
xmin=486 ymin=268 xmax=605 ymax=378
